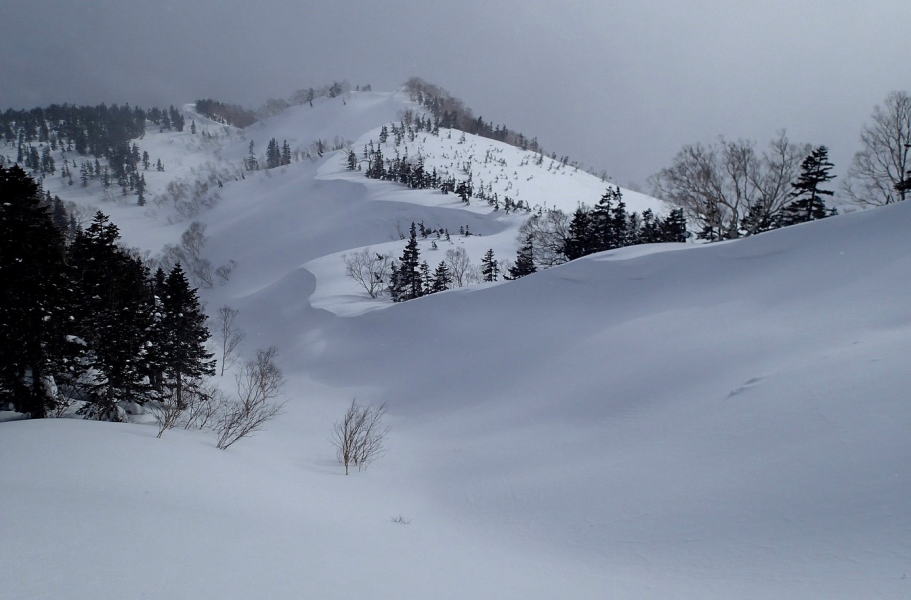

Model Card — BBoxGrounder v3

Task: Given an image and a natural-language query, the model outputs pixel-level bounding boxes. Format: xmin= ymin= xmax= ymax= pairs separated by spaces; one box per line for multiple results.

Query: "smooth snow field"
xmin=2 ymin=91 xmax=910 ymax=599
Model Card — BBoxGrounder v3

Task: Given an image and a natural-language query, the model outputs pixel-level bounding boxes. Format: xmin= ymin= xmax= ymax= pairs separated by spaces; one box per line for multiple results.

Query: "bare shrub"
xmin=153 ymin=390 xmax=184 ymax=439
xmin=344 ymin=248 xmax=393 ymax=298
xmin=214 ymin=306 xmax=245 ymax=376
xmin=333 ymin=399 xmax=387 ymax=475
xmin=518 ymin=209 xmax=570 ymax=267
xmin=183 ymin=382 xmax=221 ymax=430
xmin=159 ymin=221 xmax=214 ymax=288
xmin=215 ymin=347 xmax=284 ymax=450
xmin=444 ymin=247 xmax=472 ymax=287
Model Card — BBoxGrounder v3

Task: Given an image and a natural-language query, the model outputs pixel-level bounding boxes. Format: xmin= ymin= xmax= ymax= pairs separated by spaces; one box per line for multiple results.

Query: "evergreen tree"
xmin=281 ymin=140 xmax=292 ymax=166
xmin=781 ymin=145 xmax=836 ymax=226
xmin=589 ymin=187 xmax=615 ymax=252
xmin=660 ymin=209 xmax=688 ymax=242
xmin=40 ymin=146 xmax=55 ymax=174
xmin=481 ymin=249 xmax=499 ymax=282
xmin=456 ymin=181 xmax=471 ymax=204
xmin=420 ymin=261 xmax=432 ymax=292
xmin=159 ymin=264 xmax=216 ymax=408
xmin=609 ymin=194 xmax=629 ymax=247
xmin=639 ymin=209 xmax=660 ymax=243
xmin=506 ymin=235 xmax=536 ymax=279
xmin=169 ymin=106 xmax=185 ymax=132
xmin=430 ymin=261 xmax=452 ymax=292
xmin=136 ymin=174 xmax=146 ymax=206
xmin=266 ymin=138 xmax=281 ymax=169
xmin=69 ymin=212 xmax=156 ymax=420
xmin=0 ymin=166 xmax=73 ymax=417
xmin=740 ymin=202 xmax=776 ymax=235
xmin=564 ymin=207 xmax=593 ymax=260
xmin=390 ymin=222 xmax=423 ymax=301
xmin=51 ymin=196 xmax=68 ymax=232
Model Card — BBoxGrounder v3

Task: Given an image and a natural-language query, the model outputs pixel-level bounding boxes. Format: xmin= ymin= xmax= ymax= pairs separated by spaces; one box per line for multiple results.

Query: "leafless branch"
xmin=332 ymin=399 xmax=387 ymax=475
xmin=215 ymin=347 xmax=284 ymax=450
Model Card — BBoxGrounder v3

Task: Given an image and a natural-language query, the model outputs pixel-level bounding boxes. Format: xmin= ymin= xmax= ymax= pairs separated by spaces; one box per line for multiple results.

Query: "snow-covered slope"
xmin=3 ymin=90 xmax=910 ymax=599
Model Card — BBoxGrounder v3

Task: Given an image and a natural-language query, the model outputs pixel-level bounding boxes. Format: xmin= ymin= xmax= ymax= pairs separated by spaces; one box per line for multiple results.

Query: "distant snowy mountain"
xmin=3 ymin=87 xmax=910 ymax=599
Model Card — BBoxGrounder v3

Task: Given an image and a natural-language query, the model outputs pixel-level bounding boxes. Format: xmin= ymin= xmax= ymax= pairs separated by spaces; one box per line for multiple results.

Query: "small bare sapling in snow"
xmin=333 ymin=399 xmax=387 ymax=475
xmin=215 ymin=347 xmax=284 ymax=450
xmin=153 ymin=390 xmax=185 ymax=439
xmin=214 ymin=305 xmax=245 ymax=376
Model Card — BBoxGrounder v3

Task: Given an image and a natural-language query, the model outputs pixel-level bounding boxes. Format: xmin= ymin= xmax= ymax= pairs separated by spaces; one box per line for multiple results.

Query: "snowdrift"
xmin=3 ymin=90 xmax=910 ymax=599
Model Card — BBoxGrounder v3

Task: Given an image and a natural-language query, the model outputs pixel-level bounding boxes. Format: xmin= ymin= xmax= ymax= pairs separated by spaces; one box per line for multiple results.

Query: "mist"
xmin=1 ymin=0 xmax=907 ymax=187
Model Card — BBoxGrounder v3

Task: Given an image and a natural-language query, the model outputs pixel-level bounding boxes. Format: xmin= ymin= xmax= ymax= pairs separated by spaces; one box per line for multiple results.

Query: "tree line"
xmin=404 ymin=77 xmax=542 ymax=153
xmin=562 ymin=187 xmax=687 ymax=259
xmin=194 ymin=99 xmax=257 ymax=128
xmin=0 ymin=102 xmax=180 ymax=206
xmin=653 ymin=91 xmax=911 ymax=240
xmin=1 ymin=102 xmax=183 ymax=153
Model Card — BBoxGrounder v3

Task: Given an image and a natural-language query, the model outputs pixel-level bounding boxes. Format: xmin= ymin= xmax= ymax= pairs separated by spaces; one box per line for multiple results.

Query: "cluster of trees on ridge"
xmin=352 ymin=118 xmax=532 ymax=214
xmin=345 ymin=186 xmax=687 ymax=302
xmin=0 ymin=102 xmax=181 ymax=205
xmin=653 ymin=90 xmax=911 ymax=240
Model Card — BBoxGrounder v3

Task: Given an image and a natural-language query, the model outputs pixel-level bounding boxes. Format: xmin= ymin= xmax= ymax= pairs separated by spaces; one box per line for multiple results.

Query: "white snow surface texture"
xmin=2 ymin=91 xmax=910 ymax=599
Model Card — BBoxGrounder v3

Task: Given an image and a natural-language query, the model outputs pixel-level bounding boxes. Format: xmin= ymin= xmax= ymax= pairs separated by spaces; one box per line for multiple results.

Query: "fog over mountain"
xmin=1 ymin=0 xmax=907 ymax=186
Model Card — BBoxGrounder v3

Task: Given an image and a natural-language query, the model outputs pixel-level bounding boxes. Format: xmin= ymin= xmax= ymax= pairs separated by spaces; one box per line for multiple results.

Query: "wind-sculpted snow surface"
xmin=3 ymin=90 xmax=910 ymax=599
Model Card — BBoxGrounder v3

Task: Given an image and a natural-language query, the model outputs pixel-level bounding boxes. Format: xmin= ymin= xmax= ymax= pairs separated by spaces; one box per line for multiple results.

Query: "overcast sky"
xmin=1 ymin=0 xmax=907 ymax=187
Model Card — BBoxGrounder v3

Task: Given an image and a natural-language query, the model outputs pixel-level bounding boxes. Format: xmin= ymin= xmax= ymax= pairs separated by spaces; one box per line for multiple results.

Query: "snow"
xmin=3 ymin=90 xmax=911 ymax=598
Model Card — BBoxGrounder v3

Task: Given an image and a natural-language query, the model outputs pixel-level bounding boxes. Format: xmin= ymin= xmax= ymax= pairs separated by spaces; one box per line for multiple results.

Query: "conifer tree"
xmin=69 ymin=212 xmax=156 ymax=420
xmin=420 ymin=261 xmax=432 ymax=292
xmin=639 ymin=209 xmax=660 ymax=243
xmin=781 ymin=146 xmax=836 ymax=226
xmin=40 ymin=146 xmax=55 ymax=174
xmin=610 ymin=195 xmax=629 ymax=247
xmin=159 ymin=264 xmax=216 ymax=408
xmin=564 ymin=207 xmax=593 ymax=260
xmin=281 ymin=140 xmax=292 ymax=166
xmin=0 ymin=166 xmax=73 ymax=417
xmin=740 ymin=201 xmax=776 ymax=235
xmin=51 ymin=196 xmax=68 ymax=232
xmin=136 ymin=174 xmax=146 ymax=206
xmin=506 ymin=235 xmax=536 ymax=279
xmin=481 ymin=249 xmax=499 ymax=282
xmin=660 ymin=209 xmax=688 ymax=242
xmin=430 ymin=261 xmax=452 ymax=292
xmin=589 ymin=187 xmax=616 ymax=252
xmin=266 ymin=138 xmax=281 ymax=169
xmin=390 ymin=222 xmax=423 ymax=301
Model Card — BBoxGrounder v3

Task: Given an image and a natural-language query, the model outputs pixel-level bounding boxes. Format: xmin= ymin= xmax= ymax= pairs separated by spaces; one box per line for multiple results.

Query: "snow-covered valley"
xmin=2 ymin=90 xmax=910 ymax=599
